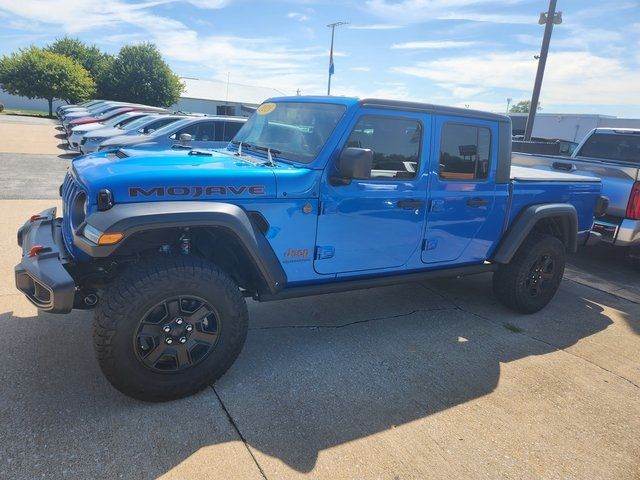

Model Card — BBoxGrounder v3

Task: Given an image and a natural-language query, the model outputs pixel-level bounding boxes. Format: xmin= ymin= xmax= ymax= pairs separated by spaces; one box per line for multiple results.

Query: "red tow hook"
xmin=29 ymin=214 xmax=44 ymax=222
xmin=28 ymin=245 xmax=48 ymax=257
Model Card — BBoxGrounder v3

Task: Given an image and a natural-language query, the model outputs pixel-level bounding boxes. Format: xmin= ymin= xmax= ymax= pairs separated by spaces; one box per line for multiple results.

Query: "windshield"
xmin=232 ymin=102 xmax=346 ymax=163
xmin=102 ymin=113 xmax=131 ymax=126
xmin=149 ymin=117 xmax=192 ymax=137
xmin=122 ymin=115 xmax=157 ymax=130
xmin=578 ymin=133 xmax=640 ymax=163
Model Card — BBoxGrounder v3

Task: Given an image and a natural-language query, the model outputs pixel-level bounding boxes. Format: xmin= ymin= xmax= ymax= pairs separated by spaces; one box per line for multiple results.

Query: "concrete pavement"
xmin=2 ymin=200 xmax=639 ymax=479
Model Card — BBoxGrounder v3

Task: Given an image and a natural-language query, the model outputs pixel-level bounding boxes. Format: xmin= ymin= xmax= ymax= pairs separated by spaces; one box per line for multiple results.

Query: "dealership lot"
xmin=0 ymin=115 xmax=638 ymax=479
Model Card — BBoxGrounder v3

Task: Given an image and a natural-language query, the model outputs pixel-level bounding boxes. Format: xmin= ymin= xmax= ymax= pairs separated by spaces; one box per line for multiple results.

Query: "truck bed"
xmin=507 ymin=164 xmax=602 ymax=238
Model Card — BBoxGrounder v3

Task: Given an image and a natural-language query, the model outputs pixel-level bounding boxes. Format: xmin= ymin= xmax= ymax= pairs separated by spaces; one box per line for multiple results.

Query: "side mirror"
xmin=179 ymin=133 xmax=192 ymax=145
xmin=331 ymin=147 xmax=373 ymax=185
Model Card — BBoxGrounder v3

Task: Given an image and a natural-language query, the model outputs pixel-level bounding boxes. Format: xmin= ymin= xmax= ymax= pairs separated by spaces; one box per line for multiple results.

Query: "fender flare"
xmin=73 ymin=201 xmax=287 ymax=294
xmin=492 ymin=203 xmax=578 ymax=264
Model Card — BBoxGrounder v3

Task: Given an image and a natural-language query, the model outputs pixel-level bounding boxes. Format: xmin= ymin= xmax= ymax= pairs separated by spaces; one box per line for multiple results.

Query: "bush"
xmin=0 ymin=102 xmax=4 ymax=113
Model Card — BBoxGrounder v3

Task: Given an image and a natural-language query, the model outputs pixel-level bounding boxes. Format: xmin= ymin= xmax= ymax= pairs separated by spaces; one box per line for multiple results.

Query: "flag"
xmin=329 ymin=52 xmax=335 ymax=76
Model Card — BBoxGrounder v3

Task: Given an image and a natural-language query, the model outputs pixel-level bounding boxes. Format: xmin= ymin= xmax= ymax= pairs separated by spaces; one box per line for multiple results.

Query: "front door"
xmin=422 ymin=117 xmax=499 ymax=264
xmin=315 ymin=111 xmax=429 ymax=275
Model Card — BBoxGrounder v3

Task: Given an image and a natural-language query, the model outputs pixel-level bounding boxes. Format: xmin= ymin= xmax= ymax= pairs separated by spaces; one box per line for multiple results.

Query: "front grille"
xmin=61 ymin=172 xmax=81 ymax=256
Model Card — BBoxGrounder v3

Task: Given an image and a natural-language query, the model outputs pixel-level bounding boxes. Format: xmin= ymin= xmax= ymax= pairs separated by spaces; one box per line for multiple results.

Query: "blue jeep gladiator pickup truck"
xmin=15 ymin=96 xmax=606 ymax=401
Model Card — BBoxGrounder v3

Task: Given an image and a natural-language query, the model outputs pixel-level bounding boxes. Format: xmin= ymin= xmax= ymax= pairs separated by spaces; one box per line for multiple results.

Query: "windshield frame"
xmin=231 ymin=101 xmax=347 ymax=164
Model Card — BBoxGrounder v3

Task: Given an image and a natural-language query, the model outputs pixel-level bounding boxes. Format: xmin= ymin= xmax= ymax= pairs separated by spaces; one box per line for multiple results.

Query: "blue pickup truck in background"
xmin=15 ymin=96 xmax=606 ymax=401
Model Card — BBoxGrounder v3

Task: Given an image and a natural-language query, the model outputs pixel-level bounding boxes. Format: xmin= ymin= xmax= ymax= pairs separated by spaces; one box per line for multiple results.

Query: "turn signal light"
xmin=98 ymin=233 xmax=124 ymax=245
xmin=626 ymin=181 xmax=640 ymax=220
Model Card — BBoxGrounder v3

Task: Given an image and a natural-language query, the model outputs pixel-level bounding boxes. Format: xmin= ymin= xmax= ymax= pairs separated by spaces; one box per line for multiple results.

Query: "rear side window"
xmin=345 ymin=115 xmax=422 ymax=179
xmin=578 ymin=133 xmax=640 ymax=163
xmin=439 ymin=123 xmax=491 ymax=181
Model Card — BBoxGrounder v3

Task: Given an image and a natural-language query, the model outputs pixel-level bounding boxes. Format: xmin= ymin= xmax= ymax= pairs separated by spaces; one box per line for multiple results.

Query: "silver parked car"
xmin=97 ymin=116 xmax=246 ymax=151
xmin=513 ymin=127 xmax=640 ymax=261
xmin=79 ymin=114 xmax=185 ymax=154
xmin=68 ymin=111 xmax=158 ymax=151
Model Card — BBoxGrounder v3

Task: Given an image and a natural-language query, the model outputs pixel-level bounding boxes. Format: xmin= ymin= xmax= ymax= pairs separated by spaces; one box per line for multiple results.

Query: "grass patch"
xmin=503 ymin=322 xmax=524 ymax=333
xmin=0 ymin=108 xmax=54 ymax=118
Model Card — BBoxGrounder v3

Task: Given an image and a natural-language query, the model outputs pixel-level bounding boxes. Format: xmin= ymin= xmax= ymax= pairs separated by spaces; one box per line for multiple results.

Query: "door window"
xmin=439 ymin=123 xmax=491 ymax=181
xmin=344 ymin=116 xmax=422 ymax=179
xmin=171 ymin=123 xmax=199 ymax=140
xmin=215 ymin=121 xmax=243 ymax=141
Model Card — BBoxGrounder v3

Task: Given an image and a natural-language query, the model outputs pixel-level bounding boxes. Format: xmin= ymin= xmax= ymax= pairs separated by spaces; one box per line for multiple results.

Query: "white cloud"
xmin=0 ymin=0 xmax=330 ymax=94
xmin=393 ymin=50 xmax=640 ymax=107
xmin=348 ymin=24 xmax=403 ymax=30
xmin=364 ymin=0 xmax=533 ymax=25
xmin=287 ymin=11 xmax=310 ymax=22
xmin=392 ymin=40 xmax=478 ymax=49
xmin=350 ymin=66 xmax=371 ymax=72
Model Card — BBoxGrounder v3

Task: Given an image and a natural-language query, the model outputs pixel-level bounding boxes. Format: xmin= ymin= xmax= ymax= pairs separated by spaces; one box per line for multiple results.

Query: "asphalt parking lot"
xmin=0 ymin=115 xmax=638 ymax=479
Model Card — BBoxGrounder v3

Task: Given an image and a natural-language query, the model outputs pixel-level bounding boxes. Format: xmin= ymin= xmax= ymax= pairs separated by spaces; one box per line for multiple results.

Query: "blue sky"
xmin=0 ymin=0 xmax=638 ymax=116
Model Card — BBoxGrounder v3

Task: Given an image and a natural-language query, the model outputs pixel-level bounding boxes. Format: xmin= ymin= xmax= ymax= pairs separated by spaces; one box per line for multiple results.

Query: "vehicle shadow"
xmin=0 ymin=277 xmax=618 ymax=478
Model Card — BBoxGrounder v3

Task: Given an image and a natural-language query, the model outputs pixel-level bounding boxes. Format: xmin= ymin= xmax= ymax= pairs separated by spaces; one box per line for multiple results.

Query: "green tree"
xmin=0 ymin=47 xmax=95 ymax=116
xmin=46 ymin=37 xmax=113 ymax=98
xmin=103 ymin=43 xmax=183 ymax=107
xmin=509 ymin=100 xmax=542 ymax=113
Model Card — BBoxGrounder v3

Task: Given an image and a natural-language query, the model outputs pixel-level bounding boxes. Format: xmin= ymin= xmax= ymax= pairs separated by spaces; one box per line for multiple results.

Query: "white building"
xmin=1 ymin=77 xmax=285 ymax=116
xmin=170 ymin=77 xmax=286 ymax=117
xmin=510 ymin=113 xmax=640 ymax=143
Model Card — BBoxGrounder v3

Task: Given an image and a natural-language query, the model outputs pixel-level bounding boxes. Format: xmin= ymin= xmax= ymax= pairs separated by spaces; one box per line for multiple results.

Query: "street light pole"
xmin=524 ymin=0 xmax=562 ymax=141
xmin=327 ymin=21 xmax=347 ymax=96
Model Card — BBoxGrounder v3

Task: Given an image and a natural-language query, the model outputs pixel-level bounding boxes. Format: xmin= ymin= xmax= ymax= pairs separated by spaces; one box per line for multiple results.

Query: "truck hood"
xmin=83 ymin=127 xmax=130 ymax=139
xmin=73 ymin=148 xmax=278 ymax=204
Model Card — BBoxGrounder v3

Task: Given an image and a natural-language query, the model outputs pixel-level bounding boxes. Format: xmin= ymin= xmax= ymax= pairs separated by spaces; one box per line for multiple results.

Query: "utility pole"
xmin=327 ymin=21 xmax=348 ymax=95
xmin=524 ymin=0 xmax=562 ymax=140
xmin=506 ymin=97 xmax=512 ymax=114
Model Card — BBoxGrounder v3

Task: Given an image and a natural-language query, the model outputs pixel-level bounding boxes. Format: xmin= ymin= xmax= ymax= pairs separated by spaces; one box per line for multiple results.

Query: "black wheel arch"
xmin=73 ymin=201 xmax=287 ymax=295
xmin=492 ymin=203 xmax=578 ymax=264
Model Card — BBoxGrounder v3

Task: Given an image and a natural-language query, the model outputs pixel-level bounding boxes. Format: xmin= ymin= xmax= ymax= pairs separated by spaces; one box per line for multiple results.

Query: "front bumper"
xmin=15 ymin=208 xmax=76 ymax=313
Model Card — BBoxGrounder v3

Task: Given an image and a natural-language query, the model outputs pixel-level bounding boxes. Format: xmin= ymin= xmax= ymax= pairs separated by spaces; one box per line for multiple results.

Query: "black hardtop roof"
xmin=359 ymin=98 xmax=511 ymax=124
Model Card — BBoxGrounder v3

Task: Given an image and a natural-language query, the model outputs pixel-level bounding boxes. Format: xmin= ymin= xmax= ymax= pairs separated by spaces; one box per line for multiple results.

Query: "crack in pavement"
xmin=248 ymin=306 xmax=458 ymax=331
xmin=211 ymin=386 xmax=268 ymax=480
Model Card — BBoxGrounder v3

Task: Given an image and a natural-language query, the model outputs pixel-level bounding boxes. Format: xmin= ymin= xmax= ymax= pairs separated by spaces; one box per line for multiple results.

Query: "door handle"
xmin=397 ymin=199 xmax=424 ymax=209
xmin=466 ymin=197 xmax=488 ymax=208
xmin=552 ymin=161 xmax=575 ymax=172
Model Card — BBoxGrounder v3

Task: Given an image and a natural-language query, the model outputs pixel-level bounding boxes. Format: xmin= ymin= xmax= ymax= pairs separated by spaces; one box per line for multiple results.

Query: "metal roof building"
xmin=171 ymin=77 xmax=286 ymax=117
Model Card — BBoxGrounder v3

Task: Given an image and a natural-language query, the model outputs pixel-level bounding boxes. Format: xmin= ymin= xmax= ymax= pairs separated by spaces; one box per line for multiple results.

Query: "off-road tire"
xmin=493 ymin=233 xmax=565 ymax=314
xmin=94 ymin=256 xmax=248 ymax=402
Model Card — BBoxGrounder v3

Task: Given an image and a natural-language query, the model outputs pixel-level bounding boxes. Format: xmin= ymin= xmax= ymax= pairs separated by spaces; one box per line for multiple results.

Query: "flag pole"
xmin=326 ymin=21 xmax=347 ymax=96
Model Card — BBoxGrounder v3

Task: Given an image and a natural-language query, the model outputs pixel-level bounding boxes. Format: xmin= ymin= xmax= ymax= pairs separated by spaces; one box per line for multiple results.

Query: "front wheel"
xmin=493 ymin=233 xmax=566 ymax=313
xmin=93 ymin=256 xmax=248 ymax=402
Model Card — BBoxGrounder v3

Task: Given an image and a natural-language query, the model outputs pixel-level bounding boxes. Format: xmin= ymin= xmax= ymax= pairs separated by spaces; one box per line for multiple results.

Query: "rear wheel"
xmin=94 ymin=256 xmax=248 ymax=402
xmin=493 ymin=233 xmax=565 ymax=313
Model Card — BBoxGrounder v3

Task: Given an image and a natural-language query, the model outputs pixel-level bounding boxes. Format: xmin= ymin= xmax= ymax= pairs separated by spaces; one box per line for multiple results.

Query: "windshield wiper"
xmin=253 ymin=145 xmax=280 ymax=167
xmin=188 ymin=149 xmax=212 ymax=156
xmin=230 ymin=141 xmax=276 ymax=166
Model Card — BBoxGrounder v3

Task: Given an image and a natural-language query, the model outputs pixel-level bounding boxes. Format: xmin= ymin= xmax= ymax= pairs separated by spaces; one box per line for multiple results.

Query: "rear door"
xmin=422 ymin=117 xmax=501 ymax=264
